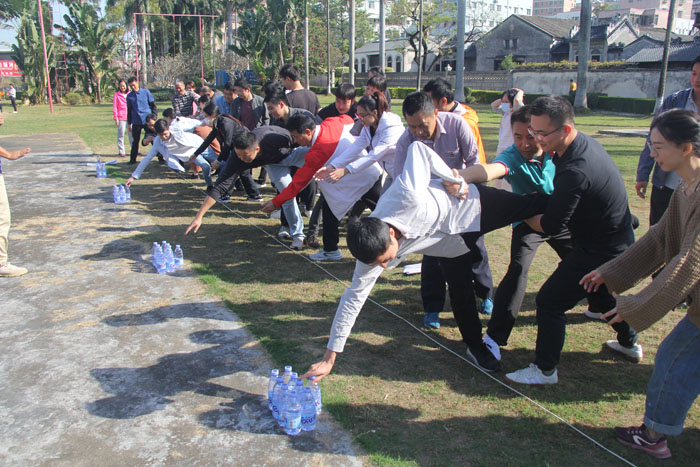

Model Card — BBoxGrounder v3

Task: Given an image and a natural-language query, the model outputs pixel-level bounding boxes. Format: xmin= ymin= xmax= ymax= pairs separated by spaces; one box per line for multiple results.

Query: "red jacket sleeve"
xmin=272 ymin=115 xmax=353 ymax=207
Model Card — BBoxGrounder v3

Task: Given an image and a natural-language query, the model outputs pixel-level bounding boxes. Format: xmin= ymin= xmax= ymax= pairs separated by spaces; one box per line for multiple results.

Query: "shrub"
xmin=594 ymin=96 xmax=655 ymax=114
xmin=470 ymin=90 xmax=503 ymax=103
xmin=149 ymin=87 xmax=172 ymax=101
xmin=64 ymin=92 xmax=91 ymax=106
xmin=390 ymin=87 xmax=417 ymax=99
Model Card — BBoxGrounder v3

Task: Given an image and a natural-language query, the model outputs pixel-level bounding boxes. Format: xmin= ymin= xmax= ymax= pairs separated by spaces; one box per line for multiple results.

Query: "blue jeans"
xmin=265 ymin=146 xmax=310 ymax=240
xmin=194 ymin=148 xmax=218 ymax=187
xmin=644 ymin=315 xmax=700 ymax=436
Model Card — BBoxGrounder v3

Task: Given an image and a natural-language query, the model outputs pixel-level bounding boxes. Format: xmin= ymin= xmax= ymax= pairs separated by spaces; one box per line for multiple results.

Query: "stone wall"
xmin=511 ymin=68 xmax=690 ymax=98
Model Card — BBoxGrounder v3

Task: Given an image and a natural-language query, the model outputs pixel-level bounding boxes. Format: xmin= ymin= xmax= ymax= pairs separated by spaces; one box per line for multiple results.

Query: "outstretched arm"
xmin=0 ymin=146 xmax=30 ymax=161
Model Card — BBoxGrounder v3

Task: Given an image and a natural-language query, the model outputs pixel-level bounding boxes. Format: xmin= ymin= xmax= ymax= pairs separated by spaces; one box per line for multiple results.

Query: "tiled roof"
xmin=626 ymin=41 xmax=700 ymax=63
xmin=515 ymin=15 xmax=578 ymax=39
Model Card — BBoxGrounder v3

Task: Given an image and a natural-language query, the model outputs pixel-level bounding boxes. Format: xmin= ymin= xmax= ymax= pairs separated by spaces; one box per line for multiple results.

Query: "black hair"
xmin=154 ymin=119 xmax=169 ymax=134
xmin=368 ymin=66 xmax=385 ymax=77
xmin=117 ymin=78 xmax=127 ymax=88
xmin=650 ymin=109 xmax=700 ymax=157
xmin=186 ymin=80 xmax=196 ymax=89
xmin=233 ymin=130 xmax=259 ymax=150
xmin=334 ymin=83 xmax=356 ymax=100
xmin=347 ymin=217 xmax=391 ymax=264
xmin=127 ymin=76 xmax=137 ymax=84
xmin=145 ymin=113 xmax=157 ymax=122
xmin=358 ymin=92 xmax=389 ymax=122
xmin=203 ymin=102 xmax=219 ymax=118
xmin=223 ymin=80 xmax=236 ymax=91
xmin=423 ymin=77 xmax=454 ymax=104
xmin=402 ymin=91 xmax=435 ymax=117
xmin=198 ymin=94 xmax=210 ymax=106
xmin=366 ymin=75 xmax=387 ymax=92
xmin=529 ymin=95 xmax=574 ymax=128
xmin=287 ymin=113 xmax=317 ymax=134
xmin=510 ymin=105 xmax=531 ymax=126
xmin=262 ymin=81 xmax=285 ymax=97
xmin=502 ymin=88 xmax=519 ymax=104
xmin=263 ymin=90 xmax=289 ymax=106
xmin=279 ymin=63 xmax=301 ymax=82
xmin=692 ymin=55 xmax=700 ymax=68
xmin=162 ymin=108 xmax=176 ymax=119
xmin=234 ymin=77 xmax=252 ymax=90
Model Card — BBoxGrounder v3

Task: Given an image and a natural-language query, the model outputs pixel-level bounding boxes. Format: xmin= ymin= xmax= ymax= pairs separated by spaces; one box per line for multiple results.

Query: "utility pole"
xmin=416 ymin=0 xmax=423 ymax=91
xmin=304 ymin=0 xmax=310 ymax=87
xmin=656 ymin=0 xmax=677 ymax=111
xmin=327 ymin=0 xmax=332 ymax=93
xmin=379 ymin=0 xmax=386 ymax=71
xmin=349 ymin=0 xmax=355 ymax=85
xmin=455 ymin=0 xmax=466 ymax=102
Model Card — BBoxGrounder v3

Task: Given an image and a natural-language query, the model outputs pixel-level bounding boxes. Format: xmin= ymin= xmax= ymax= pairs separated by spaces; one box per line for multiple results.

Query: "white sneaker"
xmin=505 ymin=363 xmax=558 ymax=385
xmin=0 ymin=263 xmax=28 ymax=277
xmin=584 ymin=308 xmax=603 ymax=320
xmin=290 ymin=237 xmax=304 ymax=250
xmin=606 ymin=340 xmax=643 ymax=363
xmin=278 ymin=226 xmax=291 ymax=239
xmin=483 ymin=333 xmax=501 ymax=361
xmin=309 ymin=249 xmax=342 ymax=261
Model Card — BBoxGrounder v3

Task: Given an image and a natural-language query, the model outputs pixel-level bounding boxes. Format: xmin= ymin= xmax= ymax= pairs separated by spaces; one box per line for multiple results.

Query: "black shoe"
xmin=219 ymin=194 xmax=230 ymax=203
xmin=466 ymin=343 xmax=501 ymax=373
xmin=206 ymin=185 xmax=214 ymax=192
xmin=305 ymin=233 xmax=320 ymax=249
xmin=247 ymin=195 xmax=263 ymax=202
xmin=128 ymin=160 xmax=137 ymax=165
xmin=191 ymin=172 xmax=200 ymax=179
xmin=157 ymin=155 xmax=166 ymax=165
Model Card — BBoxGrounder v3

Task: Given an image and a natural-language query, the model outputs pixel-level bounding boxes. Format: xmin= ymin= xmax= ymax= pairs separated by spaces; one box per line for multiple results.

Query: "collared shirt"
xmin=172 ymin=90 xmax=199 ymax=117
xmin=393 ymin=112 xmax=478 ymax=179
xmin=126 ymin=88 xmax=155 ymax=125
xmin=214 ymin=95 xmax=234 ymax=115
xmin=131 ymin=129 xmax=204 ymax=179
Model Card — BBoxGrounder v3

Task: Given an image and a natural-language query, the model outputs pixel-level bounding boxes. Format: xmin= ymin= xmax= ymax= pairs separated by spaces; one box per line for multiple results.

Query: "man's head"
xmin=333 ymin=83 xmax=356 ymax=115
xmin=528 ymin=96 xmax=576 ymax=154
xmin=510 ymin=105 xmax=543 ymax=159
xmin=127 ymin=76 xmax=139 ymax=92
xmin=154 ymin=118 xmax=170 ymax=140
xmin=223 ymin=81 xmax=236 ymax=104
xmin=365 ymin=75 xmax=387 ymax=97
xmin=368 ymin=66 xmax=385 ymax=80
xmin=262 ymin=81 xmax=285 ymax=98
xmin=234 ymin=77 xmax=253 ymax=101
xmin=402 ymin=92 xmax=438 ymax=141
xmin=263 ymin=91 xmax=290 ymax=120
xmin=423 ymin=77 xmax=454 ymax=111
xmin=145 ymin=113 xmax=157 ymax=130
xmin=174 ymin=79 xmax=186 ymax=95
xmin=162 ymin=108 xmax=176 ymax=123
xmin=286 ymin=114 xmax=316 ymax=147
xmin=186 ymin=80 xmax=196 ymax=92
xmin=200 ymin=86 xmax=214 ymax=99
xmin=691 ymin=55 xmax=700 ymax=95
xmin=347 ymin=217 xmax=399 ymax=267
xmin=198 ymin=94 xmax=210 ymax=108
xmin=279 ymin=63 xmax=302 ymax=89
xmin=233 ymin=130 xmax=261 ymax=163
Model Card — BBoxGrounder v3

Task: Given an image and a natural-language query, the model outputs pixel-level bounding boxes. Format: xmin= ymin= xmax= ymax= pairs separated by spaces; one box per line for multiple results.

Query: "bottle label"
xmin=286 ymin=415 xmax=301 ymax=429
xmin=301 ymin=414 xmax=315 ymax=425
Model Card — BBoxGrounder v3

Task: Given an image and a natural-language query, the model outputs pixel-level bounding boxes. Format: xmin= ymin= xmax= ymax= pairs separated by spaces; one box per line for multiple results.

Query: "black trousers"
xmin=534 ymin=247 xmax=638 ymax=371
xmin=9 ymin=96 xmax=17 ymax=112
xmin=486 ymin=223 xmax=574 ymax=346
xmin=321 ymin=178 xmax=382 ymax=252
xmin=650 ymin=185 xmax=674 ymax=226
xmin=129 ymin=124 xmax=146 ymax=163
xmin=432 ymin=184 xmax=550 ymax=346
xmin=227 ymin=168 xmax=260 ymax=198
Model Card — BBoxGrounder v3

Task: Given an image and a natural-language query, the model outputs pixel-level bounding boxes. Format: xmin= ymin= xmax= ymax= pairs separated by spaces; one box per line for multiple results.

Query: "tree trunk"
xmin=138 ymin=15 xmax=147 ymax=85
xmin=96 ymin=74 xmax=102 ymax=103
xmin=210 ymin=18 xmax=215 ymax=78
xmin=178 ymin=19 xmax=183 ymax=55
xmin=147 ymin=23 xmax=154 ymax=67
xmin=163 ymin=20 xmax=169 ymax=56
xmin=225 ymin=1 xmax=233 ymax=48
xmin=574 ymin=0 xmax=591 ymax=110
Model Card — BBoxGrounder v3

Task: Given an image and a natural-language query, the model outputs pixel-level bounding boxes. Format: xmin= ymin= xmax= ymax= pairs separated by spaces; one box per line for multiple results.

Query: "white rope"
xmin=179 ymin=176 xmax=638 ymax=467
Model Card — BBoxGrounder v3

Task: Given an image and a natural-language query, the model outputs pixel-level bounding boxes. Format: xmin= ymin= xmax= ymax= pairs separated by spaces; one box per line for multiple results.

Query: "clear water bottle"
xmin=267 ymin=369 xmax=279 ymax=411
xmin=276 ymin=382 xmax=289 ymax=427
xmin=283 ymin=385 xmax=302 ymax=436
xmin=301 ymin=386 xmax=316 ymax=431
xmin=173 ymin=245 xmax=184 ymax=269
xmin=164 ymin=244 xmax=175 ymax=272
xmin=151 ymin=242 xmax=160 ymax=267
xmin=101 ymin=163 xmax=107 ymax=178
xmin=310 ymin=376 xmax=322 ymax=414
xmin=112 ymin=185 xmax=120 ymax=203
xmin=271 ymin=376 xmax=285 ymax=421
xmin=154 ymin=246 xmax=166 ymax=274
xmin=124 ymin=185 xmax=131 ymax=202
xmin=282 ymin=365 xmax=293 ymax=384
xmin=96 ymin=157 xmax=102 ymax=177
xmin=117 ymin=185 xmax=126 ymax=204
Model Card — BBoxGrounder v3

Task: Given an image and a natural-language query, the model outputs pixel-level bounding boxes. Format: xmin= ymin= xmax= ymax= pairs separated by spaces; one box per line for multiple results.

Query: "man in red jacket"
xmin=261 ymin=113 xmax=355 ymax=215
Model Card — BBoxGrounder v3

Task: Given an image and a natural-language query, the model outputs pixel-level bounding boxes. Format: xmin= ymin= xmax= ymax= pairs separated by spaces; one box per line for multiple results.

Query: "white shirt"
xmin=496 ymin=102 xmax=524 ymax=155
xmin=327 ymin=142 xmax=482 ymax=352
xmin=131 ymin=126 xmax=204 ymax=179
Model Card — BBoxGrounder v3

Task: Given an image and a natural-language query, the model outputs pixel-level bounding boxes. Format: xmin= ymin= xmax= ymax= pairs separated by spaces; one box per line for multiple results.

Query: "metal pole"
xmin=134 ymin=13 xmax=139 ymax=84
xmin=416 ymin=0 xmax=423 ymax=91
xmin=656 ymin=0 xmax=677 ymax=111
xmin=304 ymin=0 xmax=310 ymax=87
xmin=37 ymin=0 xmax=54 ymax=112
xmin=327 ymin=0 xmax=332 ymax=93
xmin=349 ymin=0 xmax=355 ymax=85
xmin=455 ymin=0 xmax=466 ymax=102
xmin=199 ymin=16 xmax=204 ymax=83
xmin=379 ymin=0 xmax=385 ymax=71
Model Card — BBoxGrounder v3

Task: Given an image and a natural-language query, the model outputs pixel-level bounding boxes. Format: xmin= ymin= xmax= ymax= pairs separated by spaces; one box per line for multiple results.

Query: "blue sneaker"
xmin=481 ymin=298 xmax=493 ymax=315
xmin=423 ymin=312 xmax=440 ymax=329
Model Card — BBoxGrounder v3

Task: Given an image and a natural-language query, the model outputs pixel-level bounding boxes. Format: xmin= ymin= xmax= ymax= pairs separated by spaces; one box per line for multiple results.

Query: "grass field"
xmin=3 ymin=98 xmax=698 ymax=466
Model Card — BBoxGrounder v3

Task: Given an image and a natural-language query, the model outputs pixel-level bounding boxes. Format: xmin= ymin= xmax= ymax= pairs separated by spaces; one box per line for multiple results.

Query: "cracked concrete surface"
xmin=0 ymin=134 xmax=364 ymax=466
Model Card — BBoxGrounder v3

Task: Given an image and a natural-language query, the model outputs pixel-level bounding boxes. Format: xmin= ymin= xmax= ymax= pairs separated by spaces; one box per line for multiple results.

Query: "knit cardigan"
xmin=598 ymin=185 xmax=700 ymax=332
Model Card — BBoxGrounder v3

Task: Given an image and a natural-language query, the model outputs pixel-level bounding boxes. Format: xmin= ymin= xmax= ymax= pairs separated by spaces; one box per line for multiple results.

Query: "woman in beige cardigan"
xmin=581 ymin=108 xmax=700 ymax=460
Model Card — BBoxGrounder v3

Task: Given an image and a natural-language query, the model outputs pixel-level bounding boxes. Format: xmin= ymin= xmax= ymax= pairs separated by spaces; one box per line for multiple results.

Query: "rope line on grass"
xmin=182 ymin=176 xmax=637 ymax=467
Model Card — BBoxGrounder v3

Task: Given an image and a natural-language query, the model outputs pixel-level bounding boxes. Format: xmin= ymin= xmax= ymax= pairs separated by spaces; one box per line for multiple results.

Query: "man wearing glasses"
xmin=505 ymin=96 xmax=641 ymax=385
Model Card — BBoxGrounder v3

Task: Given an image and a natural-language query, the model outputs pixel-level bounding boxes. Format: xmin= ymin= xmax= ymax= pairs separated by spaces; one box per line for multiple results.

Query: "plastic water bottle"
xmin=112 ymin=185 xmax=120 ymax=203
xmin=164 ymin=244 xmax=175 ymax=272
xmin=283 ymin=385 xmax=302 ymax=436
xmin=117 ymin=185 xmax=126 ymax=204
xmin=153 ymin=246 xmax=166 ymax=274
xmin=310 ymin=376 xmax=322 ymax=414
xmin=271 ymin=376 xmax=284 ymax=421
xmin=267 ymin=369 xmax=279 ymax=411
xmin=301 ymin=387 xmax=317 ymax=431
xmin=173 ymin=245 xmax=184 ymax=269
xmin=101 ymin=163 xmax=107 ymax=178
xmin=276 ymin=382 xmax=289 ymax=427
xmin=282 ymin=366 xmax=293 ymax=384
xmin=124 ymin=185 xmax=131 ymax=202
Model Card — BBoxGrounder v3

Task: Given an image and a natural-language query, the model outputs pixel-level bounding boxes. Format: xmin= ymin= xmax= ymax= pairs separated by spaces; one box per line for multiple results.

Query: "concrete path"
xmin=597 ymin=128 xmax=648 ymax=137
xmin=0 ymin=135 xmax=364 ymax=466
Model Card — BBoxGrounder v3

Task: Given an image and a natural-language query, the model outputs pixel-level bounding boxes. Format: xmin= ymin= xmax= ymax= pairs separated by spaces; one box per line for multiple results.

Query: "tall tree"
xmin=574 ymin=0 xmax=591 ymax=110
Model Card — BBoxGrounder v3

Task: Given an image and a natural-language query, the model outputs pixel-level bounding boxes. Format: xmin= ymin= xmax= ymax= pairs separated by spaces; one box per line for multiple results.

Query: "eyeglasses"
xmin=356 ymin=111 xmax=373 ymax=119
xmin=528 ymin=126 xmax=563 ymax=139
xmin=646 ymin=141 xmax=663 ymax=155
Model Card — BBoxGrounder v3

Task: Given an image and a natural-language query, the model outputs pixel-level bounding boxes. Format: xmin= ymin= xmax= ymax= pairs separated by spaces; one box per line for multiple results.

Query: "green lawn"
xmin=4 ymin=99 xmax=698 ymax=466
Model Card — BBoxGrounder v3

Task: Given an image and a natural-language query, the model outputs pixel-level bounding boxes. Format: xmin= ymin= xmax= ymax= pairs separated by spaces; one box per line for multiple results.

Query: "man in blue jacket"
xmin=126 ymin=77 xmax=157 ymax=165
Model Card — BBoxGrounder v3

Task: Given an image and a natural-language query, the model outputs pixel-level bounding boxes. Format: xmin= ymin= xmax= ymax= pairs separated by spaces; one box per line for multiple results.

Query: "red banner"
xmin=0 ymin=60 xmax=23 ymax=77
